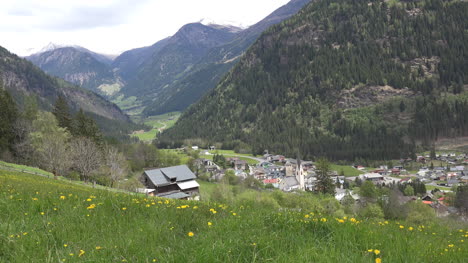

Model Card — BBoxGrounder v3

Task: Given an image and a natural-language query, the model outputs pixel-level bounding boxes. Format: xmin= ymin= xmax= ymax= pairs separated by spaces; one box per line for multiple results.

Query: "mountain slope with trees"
xmin=142 ymin=0 xmax=312 ymax=115
xmin=160 ymin=0 xmax=468 ymax=160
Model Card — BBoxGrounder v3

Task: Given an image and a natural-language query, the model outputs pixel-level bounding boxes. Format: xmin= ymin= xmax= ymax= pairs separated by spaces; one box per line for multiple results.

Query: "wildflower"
xmin=87 ymin=204 xmax=96 ymax=210
xmin=374 ymin=249 xmax=380 ymax=255
xmin=69 ymin=253 xmax=74 ymax=256
xmin=376 ymin=258 xmax=381 ymax=263
xmin=232 ymin=212 xmax=237 ymax=216
xmin=368 ymin=249 xmax=373 ymax=253
xmin=193 ymin=206 xmax=198 ymax=209
xmin=153 ymin=259 xmax=157 ymax=262
xmin=304 ymin=214 xmax=310 ymax=218
xmin=208 ymin=222 xmax=212 ymax=226
xmin=95 ymin=246 xmax=102 ymax=250
xmin=40 ymin=212 xmax=45 ymax=215
xmin=448 ymin=244 xmax=454 ymax=248
xmin=188 ymin=232 xmax=194 ymax=237
xmin=338 ymin=219 xmax=345 ymax=223
xmin=122 ymin=207 xmax=127 ymax=211
xmin=399 ymin=225 xmax=404 ymax=229
xmin=146 ymin=204 xmax=150 ymax=207
xmin=350 ymin=218 xmax=357 ymax=223
xmin=251 ymin=243 xmax=257 ymax=246
xmin=86 ymin=198 xmax=92 ymax=202
xmin=23 ymin=232 xmax=28 ymax=235
xmin=32 ymin=198 xmax=38 ymax=201
xmin=64 ymin=244 xmax=68 ymax=247
xmin=78 ymin=250 xmax=85 ymax=257
xmin=320 ymin=218 xmax=327 ymax=222
xmin=408 ymin=227 xmax=414 ymax=231
xmin=60 ymin=196 xmax=66 ymax=200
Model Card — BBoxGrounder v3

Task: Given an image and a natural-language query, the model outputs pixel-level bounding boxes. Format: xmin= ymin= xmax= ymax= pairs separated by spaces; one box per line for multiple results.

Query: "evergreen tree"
xmin=0 ymin=87 xmax=18 ymax=155
xmin=72 ymin=109 xmax=103 ymax=144
xmin=52 ymin=95 xmax=73 ymax=132
xmin=315 ymin=158 xmax=335 ymax=195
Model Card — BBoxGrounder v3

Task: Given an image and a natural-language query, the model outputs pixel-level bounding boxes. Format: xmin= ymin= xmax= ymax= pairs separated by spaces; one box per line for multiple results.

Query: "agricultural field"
xmin=330 ymin=164 xmax=364 ymax=177
xmin=1 ymin=169 xmax=467 ymax=262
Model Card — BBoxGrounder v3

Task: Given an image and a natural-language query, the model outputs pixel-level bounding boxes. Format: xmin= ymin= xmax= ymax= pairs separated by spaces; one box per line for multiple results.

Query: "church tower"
xmin=296 ymin=159 xmax=305 ymax=190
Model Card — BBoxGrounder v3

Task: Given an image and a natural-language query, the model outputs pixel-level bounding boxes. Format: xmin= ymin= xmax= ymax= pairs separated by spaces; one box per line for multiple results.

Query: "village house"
xmin=360 ymin=173 xmax=385 ymax=184
xmin=141 ymin=165 xmax=200 ymax=200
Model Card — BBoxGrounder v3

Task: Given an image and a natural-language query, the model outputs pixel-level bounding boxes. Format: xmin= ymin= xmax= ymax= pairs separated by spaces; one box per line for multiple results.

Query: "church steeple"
xmin=296 ymin=157 xmax=305 ymax=190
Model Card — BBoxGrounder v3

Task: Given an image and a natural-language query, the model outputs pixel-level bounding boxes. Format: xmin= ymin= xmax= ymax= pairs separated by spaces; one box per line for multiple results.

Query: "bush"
xmin=405 ymin=202 xmax=436 ymax=225
xmin=359 ymin=204 xmax=384 ymax=219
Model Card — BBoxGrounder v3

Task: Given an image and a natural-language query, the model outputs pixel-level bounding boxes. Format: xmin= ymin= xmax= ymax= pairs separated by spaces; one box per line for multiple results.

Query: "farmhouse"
xmin=141 ymin=165 xmax=200 ymax=200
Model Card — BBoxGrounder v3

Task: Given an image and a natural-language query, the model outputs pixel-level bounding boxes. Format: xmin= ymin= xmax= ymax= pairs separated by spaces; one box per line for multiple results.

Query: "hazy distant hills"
xmin=141 ymin=0 xmax=312 ymax=116
xmin=160 ymin=0 xmax=468 ymax=160
xmin=25 ymin=0 xmax=311 ymax=117
xmin=0 ymin=46 xmax=128 ymax=122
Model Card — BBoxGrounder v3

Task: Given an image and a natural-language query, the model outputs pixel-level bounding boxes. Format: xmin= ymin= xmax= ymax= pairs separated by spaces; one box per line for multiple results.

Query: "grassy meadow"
xmin=131 ymin=112 xmax=180 ymax=142
xmin=1 ymin=169 xmax=467 ymax=262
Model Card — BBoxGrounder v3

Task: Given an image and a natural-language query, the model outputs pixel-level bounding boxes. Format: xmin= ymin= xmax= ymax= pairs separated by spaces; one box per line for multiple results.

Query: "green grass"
xmin=330 ymin=164 xmax=364 ymax=177
xmin=131 ymin=112 xmax=181 ymax=142
xmin=0 ymin=161 xmax=53 ymax=177
xmin=209 ymin=150 xmax=256 ymax=158
xmin=1 ymin=169 xmax=467 ymax=262
xmin=425 ymin=184 xmax=451 ymax=191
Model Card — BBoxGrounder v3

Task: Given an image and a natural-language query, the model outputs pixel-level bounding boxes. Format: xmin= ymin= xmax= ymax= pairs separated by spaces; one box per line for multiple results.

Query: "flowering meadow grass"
xmin=1 ymin=170 xmax=467 ymax=262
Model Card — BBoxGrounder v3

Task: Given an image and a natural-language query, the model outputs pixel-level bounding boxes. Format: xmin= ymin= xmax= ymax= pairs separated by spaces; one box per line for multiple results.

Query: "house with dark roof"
xmin=141 ymin=165 xmax=200 ymax=200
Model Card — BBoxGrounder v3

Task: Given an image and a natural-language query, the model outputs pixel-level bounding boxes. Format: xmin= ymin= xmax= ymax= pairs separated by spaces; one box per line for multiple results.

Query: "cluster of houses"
xmin=136 ymin=150 xmax=467 ymax=217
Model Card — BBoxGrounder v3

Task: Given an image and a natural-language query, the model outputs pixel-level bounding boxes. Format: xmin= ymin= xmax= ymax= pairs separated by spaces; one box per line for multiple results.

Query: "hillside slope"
xmin=0 ymin=46 xmax=129 ymax=122
xmin=142 ymin=0 xmax=312 ymax=116
xmin=120 ymin=23 xmax=239 ymax=100
xmin=26 ymin=47 xmax=121 ymax=95
xmin=160 ymin=0 xmax=468 ymax=160
xmin=1 ymin=170 xmax=466 ymax=262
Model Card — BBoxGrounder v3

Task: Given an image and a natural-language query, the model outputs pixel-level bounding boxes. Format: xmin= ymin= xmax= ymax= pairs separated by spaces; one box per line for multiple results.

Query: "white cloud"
xmin=0 ymin=0 xmax=290 ymax=56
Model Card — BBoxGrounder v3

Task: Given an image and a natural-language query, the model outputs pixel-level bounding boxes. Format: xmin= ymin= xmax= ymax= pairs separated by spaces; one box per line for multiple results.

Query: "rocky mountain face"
xmin=1 ymin=46 xmax=129 ymax=122
xmin=26 ymin=47 xmax=120 ymax=95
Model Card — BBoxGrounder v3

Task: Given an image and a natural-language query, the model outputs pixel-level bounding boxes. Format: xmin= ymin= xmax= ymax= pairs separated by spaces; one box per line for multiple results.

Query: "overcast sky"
xmin=1 ymin=0 xmax=290 ymax=56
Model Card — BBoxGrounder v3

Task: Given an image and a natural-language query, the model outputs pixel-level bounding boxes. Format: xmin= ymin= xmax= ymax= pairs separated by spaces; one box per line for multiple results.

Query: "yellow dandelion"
xmin=408 ymin=227 xmax=414 ymax=231
xmin=232 ymin=212 xmax=237 ymax=216
xmin=122 ymin=207 xmax=127 ymax=211
xmin=64 ymin=244 xmax=68 ymax=248
xmin=152 ymin=259 xmax=157 ymax=262
xmin=188 ymin=232 xmax=194 ymax=237
xmin=399 ymin=225 xmax=404 ymax=229
xmin=69 ymin=253 xmax=74 ymax=256
xmin=78 ymin=250 xmax=85 ymax=257
xmin=87 ymin=204 xmax=96 ymax=210
xmin=40 ymin=212 xmax=45 ymax=215
xmin=86 ymin=198 xmax=92 ymax=202
xmin=208 ymin=222 xmax=212 ymax=226
xmin=321 ymin=218 xmax=327 ymax=222
xmin=448 ymin=244 xmax=454 ymax=248
xmin=95 ymin=246 xmax=102 ymax=250
xmin=60 ymin=196 xmax=66 ymax=200
xmin=374 ymin=249 xmax=380 ymax=255
xmin=146 ymin=204 xmax=151 ymax=207
xmin=375 ymin=258 xmax=381 ymax=263
xmin=368 ymin=249 xmax=373 ymax=253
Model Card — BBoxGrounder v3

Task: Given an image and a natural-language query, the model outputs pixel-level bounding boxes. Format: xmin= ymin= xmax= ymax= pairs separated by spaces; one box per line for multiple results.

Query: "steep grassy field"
xmin=1 ymin=169 xmax=467 ymax=262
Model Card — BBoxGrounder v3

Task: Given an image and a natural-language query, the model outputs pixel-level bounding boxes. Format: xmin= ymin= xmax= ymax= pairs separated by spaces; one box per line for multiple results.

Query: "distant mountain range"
xmin=1 ymin=46 xmax=128 ymax=122
xmin=25 ymin=0 xmax=312 ymax=116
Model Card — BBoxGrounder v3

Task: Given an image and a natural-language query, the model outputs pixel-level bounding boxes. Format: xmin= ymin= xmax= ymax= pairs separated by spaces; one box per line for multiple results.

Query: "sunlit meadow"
xmin=1 ymin=170 xmax=467 ymax=262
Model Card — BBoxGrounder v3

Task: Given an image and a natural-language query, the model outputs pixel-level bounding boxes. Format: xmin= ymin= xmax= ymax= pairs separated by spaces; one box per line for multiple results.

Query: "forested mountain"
xmin=26 ymin=47 xmax=120 ymax=95
xmin=142 ymin=0 xmax=311 ymax=115
xmin=159 ymin=0 xmax=468 ymax=161
xmin=0 ymin=46 xmax=129 ymax=122
xmin=119 ymin=23 xmax=239 ymax=101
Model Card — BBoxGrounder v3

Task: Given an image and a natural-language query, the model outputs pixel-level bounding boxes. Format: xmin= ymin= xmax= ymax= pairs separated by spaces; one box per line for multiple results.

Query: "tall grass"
xmin=1 ymin=170 xmax=467 ymax=262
